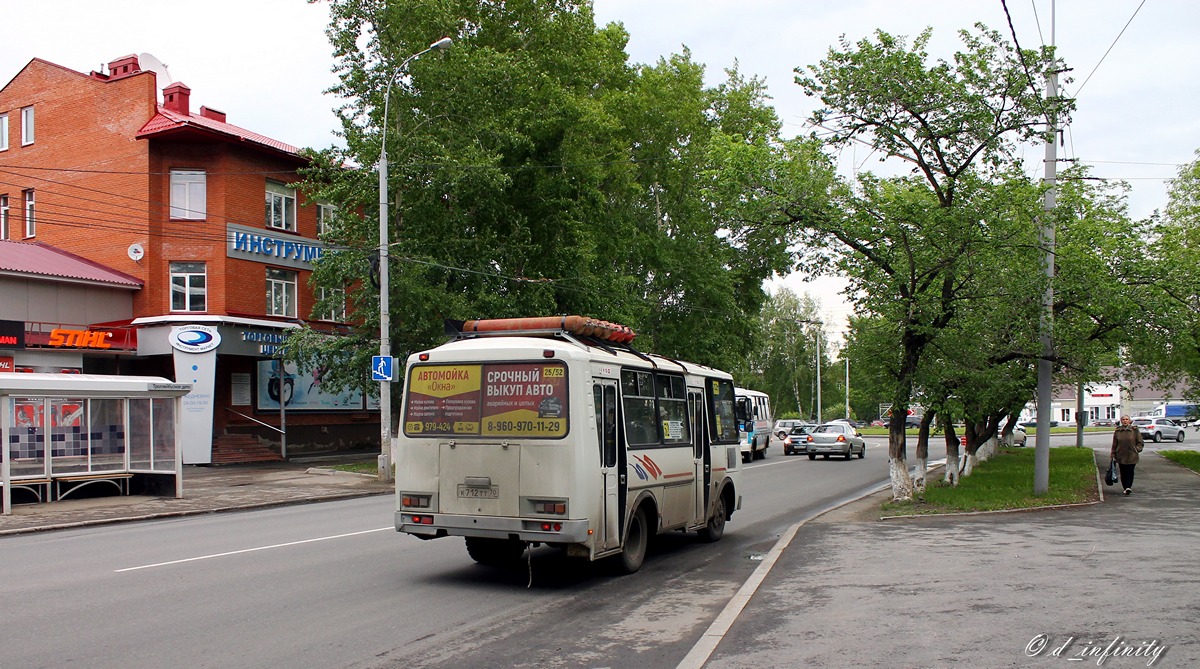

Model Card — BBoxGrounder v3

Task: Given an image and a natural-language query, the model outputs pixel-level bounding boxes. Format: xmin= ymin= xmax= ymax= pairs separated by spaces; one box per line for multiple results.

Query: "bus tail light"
xmin=539 ymin=522 xmax=563 ymax=532
xmin=533 ymin=499 xmax=567 ymax=515
xmin=409 ymin=515 xmax=434 ymax=524
xmin=401 ymin=494 xmax=432 ymax=509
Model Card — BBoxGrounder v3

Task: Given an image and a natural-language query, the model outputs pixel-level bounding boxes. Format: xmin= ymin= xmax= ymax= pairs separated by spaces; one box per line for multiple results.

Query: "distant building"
xmin=0 ymin=54 xmax=373 ymax=463
xmin=1018 ymin=374 xmax=1194 ymax=425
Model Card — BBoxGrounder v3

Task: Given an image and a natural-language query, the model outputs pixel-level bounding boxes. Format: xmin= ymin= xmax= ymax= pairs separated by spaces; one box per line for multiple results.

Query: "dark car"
xmin=781 ymin=425 xmax=815 ymax=456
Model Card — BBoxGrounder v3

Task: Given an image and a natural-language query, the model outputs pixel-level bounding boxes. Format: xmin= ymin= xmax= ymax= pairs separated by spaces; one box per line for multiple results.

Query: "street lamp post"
xmin=378 ymin=37 xmax=453 ymax=482
xmin=795 ymin=319 xmax=823 ymax=423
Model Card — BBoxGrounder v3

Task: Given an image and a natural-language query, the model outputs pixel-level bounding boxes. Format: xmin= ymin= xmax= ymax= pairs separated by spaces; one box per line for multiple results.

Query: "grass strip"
xmin=331 ymin=461 xmax=379 ymax=475
xmin=882 ymin=446 xmax=1099 ymax=516
xmin=1159 ymin=449 xmax=1200 ymax=474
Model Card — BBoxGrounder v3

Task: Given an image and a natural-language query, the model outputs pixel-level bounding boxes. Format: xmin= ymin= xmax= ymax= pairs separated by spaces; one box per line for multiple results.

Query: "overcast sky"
xmin=3 ymin=0 xmax=1194 ymax=336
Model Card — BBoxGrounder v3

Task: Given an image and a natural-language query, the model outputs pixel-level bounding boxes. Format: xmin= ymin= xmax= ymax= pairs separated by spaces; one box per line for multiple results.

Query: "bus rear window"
xmin=403 ymin=362 xmax=568 ymax=438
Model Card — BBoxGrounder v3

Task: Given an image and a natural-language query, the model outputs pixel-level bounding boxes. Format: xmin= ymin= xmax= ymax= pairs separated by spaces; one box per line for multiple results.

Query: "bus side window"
xmin=603 ymin=386 xmax=617 ymax=466
xmin=593 ymin=383 xmax=618 ymax=467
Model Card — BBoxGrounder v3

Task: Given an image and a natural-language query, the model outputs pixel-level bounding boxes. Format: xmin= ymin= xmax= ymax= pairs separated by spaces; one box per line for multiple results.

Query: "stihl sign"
xmin=48 ymin=329 xmax=113 ymax=349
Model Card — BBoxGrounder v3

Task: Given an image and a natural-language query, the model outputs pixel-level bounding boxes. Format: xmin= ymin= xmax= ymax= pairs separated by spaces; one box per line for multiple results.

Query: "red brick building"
xmin=0 ymin=53 xmax=376 ymax=463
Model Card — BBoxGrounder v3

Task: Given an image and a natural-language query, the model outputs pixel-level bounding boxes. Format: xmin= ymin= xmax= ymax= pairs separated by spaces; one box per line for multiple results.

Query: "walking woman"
xmin=1111 ymin=415 xmax=1145 ymax=495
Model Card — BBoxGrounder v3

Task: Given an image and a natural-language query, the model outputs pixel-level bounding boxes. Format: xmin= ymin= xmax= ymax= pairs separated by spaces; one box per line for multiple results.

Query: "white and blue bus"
xmin=734 ymin=387 xmax=772 ymax=462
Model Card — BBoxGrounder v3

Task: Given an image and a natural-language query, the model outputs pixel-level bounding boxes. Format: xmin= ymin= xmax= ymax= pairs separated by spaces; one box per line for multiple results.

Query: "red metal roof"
xmin=137 ymin=107 xmax=301 ymax=156
xmin=0 ymin=241 xmax=143 ymax=288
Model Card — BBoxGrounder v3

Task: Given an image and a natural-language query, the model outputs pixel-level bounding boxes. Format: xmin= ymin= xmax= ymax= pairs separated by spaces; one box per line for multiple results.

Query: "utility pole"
xmin=1034 ymin=2 xmax=1058 ymax=495
xmin=845 ymin=357 xmax=850 ymax=420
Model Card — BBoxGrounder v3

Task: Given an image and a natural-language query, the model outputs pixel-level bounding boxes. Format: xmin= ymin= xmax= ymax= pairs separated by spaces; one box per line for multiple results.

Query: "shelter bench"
xmin=54 ymin=473 xmax=134 ymax=500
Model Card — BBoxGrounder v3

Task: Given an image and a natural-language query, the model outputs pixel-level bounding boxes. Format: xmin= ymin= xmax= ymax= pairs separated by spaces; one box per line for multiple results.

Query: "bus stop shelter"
xmin=2 ymin=374 xmax=191 ymax=515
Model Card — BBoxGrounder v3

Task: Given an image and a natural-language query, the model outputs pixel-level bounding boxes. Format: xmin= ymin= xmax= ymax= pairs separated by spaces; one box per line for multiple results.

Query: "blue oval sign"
xmin=169 ymin=325 xmax=222 ymax=353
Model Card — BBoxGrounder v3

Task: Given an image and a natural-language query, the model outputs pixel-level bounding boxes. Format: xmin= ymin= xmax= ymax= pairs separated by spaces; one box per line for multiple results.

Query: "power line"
xmin=1071 ymin=0 xmax=1148 ymax=98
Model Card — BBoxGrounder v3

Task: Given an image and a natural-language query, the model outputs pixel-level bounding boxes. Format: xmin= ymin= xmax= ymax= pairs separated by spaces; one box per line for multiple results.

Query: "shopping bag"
xmin=1104 ymin=459 xmax=1119 ymax=486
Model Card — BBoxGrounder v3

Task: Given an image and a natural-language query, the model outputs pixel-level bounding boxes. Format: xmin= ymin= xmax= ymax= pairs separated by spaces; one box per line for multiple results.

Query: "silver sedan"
xmin=803 ymin=422 xmax=866 ymax=460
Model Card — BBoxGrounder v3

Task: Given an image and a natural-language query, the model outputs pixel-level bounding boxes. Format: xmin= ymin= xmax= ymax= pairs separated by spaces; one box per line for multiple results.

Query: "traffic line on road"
xmin=115 ymin=527 xmax=391 ymax=572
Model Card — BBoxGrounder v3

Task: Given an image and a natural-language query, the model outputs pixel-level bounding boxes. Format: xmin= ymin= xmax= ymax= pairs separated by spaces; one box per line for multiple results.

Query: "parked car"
xmin=870 ymin=419 xmax=886 ymax=427
xmin=781 ymin=424 xmax=816 ymax=455
xmin=1133 ymin=417 xmax=1185 ymax=443
xmin=802 ymin=422 xmax=866 ymax=460
xmin=1092 ymin=418 xmax=1115 ymax=427
xmin=1009 ymin=424 xmax=1027 ymax=446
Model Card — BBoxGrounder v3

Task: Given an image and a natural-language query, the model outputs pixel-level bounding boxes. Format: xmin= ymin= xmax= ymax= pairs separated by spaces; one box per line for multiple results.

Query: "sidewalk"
xmin=703 ymin=449 xmax=1199 ymax=668
xmin=0 ymin=459 xmax=392 ymax=535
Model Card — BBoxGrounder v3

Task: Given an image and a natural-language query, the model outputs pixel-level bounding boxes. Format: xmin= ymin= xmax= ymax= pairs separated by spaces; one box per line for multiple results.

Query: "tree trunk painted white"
xmin=913 ymin=457 xmax=927 ymax=494
xmin=977 ymin=437 xmax=997 ymax=462
xmin=963 ymin=452 xmax=977 ymax=476
xmin=889 ymin=456 xmax=913 ymax=501
xmin=943 ymin=458 xmax=959 ymax=486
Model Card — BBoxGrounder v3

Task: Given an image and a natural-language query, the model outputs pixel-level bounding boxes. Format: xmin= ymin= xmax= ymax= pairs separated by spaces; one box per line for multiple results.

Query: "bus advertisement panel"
xmin=404 ymin=362 xmax=568 ymax=438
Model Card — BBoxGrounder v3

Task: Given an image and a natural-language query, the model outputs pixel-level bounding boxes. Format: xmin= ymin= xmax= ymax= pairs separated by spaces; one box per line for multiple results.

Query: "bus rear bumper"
xmin=395 ymin=512 xmax=591 ymax=543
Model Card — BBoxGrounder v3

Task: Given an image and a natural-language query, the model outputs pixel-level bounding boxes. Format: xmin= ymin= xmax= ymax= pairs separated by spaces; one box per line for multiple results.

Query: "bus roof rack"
xmin=445 ymin=316 xmax=637 ymax=344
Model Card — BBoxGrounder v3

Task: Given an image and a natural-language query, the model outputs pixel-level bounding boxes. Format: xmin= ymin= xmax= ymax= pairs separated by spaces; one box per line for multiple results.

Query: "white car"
xmin=1011 ymin=424 xmax=1027 ymax=446
xmin=1133 ymin=417 xmax=1185 ymax=443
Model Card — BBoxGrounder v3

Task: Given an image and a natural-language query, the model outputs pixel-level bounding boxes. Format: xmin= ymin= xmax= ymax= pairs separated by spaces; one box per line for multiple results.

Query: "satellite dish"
xmin=128 ymin=243 xmax=145 ymax=262
xmin=138 ymin=53 xmax=173 ymax=102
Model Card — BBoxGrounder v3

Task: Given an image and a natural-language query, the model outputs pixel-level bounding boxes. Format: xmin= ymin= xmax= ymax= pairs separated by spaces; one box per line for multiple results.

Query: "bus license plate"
xmin=458 ymin=485 xmax=499 ymax=499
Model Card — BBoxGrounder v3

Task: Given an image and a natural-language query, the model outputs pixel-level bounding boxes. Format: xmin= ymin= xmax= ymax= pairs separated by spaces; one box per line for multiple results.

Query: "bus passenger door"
xmin=593 ymin=381 xmax=621 ymax=550
xmin=689 ymin=390 xmax=708 ymax=526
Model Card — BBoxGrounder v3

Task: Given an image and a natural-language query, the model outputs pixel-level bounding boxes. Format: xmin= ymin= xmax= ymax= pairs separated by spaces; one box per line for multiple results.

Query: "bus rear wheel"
xmin=698 ymin=494 xmax=726 ymax=543
xmin=616 ymin=507 xmax=649 ymax=574
xmin=465 ymin=537 xmax=526 ymax=566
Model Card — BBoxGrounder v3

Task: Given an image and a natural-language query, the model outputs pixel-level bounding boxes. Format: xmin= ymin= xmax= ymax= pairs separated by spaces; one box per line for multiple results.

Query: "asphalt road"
xmin=0 ymin=438 xmax=907 ymax=669
xmin=4 ymin=432 xmax=1144 ymax=668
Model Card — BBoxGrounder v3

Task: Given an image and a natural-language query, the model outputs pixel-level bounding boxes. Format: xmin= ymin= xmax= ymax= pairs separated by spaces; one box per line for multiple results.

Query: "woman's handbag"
xmin=1105 ymin=458 xmax=1119 ymax=486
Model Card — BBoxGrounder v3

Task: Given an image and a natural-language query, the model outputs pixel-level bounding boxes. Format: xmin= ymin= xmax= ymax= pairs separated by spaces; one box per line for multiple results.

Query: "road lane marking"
xmin=115 ymin=527 xmax=391 ymax=572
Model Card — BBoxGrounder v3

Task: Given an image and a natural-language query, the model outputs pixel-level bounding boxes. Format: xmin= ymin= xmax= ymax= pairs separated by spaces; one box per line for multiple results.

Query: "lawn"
xmin=881 ymin=446 xmax=1099 ymax=517
xmin=1159 ymin=449 xmax=1200 ymax=474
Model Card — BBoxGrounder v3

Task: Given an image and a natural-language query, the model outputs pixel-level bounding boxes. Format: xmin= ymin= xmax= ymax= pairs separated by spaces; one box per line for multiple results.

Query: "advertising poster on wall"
xmin=403 ymin=362 xmax=568 ymax=438
xmin=256 ymin=360 xmax=365 ymax=411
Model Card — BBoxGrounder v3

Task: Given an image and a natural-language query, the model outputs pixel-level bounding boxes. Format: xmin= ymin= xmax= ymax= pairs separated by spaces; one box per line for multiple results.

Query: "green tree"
xmin=784 ymin=24 xmax=1073 ymax=500
xmin=751 ymin=289 xmax=825 ymax=420
xmin=291 ymin=0 xmax=802 ymax=399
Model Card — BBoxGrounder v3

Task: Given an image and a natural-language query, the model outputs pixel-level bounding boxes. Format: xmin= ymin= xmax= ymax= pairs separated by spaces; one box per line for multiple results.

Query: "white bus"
xmin=395 ymin=316 xmax=743 ymax=574
xmin=735 ymin=387 xmax=772 ymax=462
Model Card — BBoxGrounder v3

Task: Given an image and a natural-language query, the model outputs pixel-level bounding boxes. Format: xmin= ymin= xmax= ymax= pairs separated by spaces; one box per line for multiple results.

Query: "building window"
xmin=170 ymin=170 xmax=206 ymax=220
xmin=314 ymin=286 xmax=346 ymax=322
xmin=266 ymin=267 xmax=297 ymax=317
xmin=23 ymin=190 xmax=34 ymax=237
xmin=0 ymin=114 xmax=8 ymax=151
xmin=0 ymin=195 xmax=8 ymax=240
xmin=20 ymin=106 xmax=34 ymax=145
xmin=170 ymin=262 xmax=207 ymax=312
xmin=317 ymin=203 xmax=336 ymax=236
xmin=265 ymin=182 xmax=297 ymax=231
